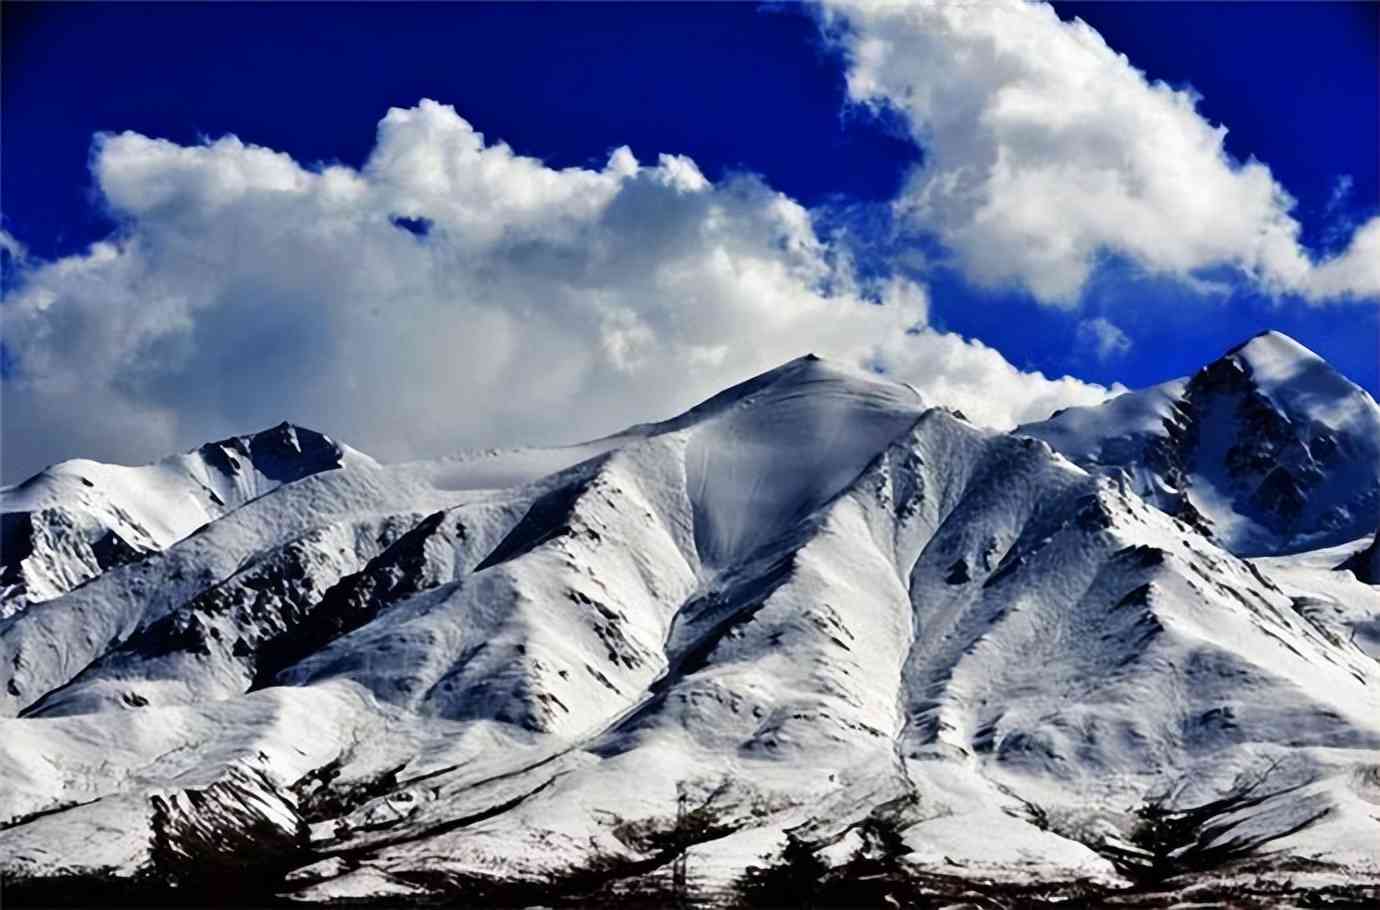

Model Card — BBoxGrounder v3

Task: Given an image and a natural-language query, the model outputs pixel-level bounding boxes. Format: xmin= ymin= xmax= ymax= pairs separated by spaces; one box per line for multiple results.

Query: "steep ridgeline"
xmin=1022 ymin=331 xmax=1380 ymax=556
xmin=1 ymin=352 xmax=1378 ymax=906
xmin=0 ymin=424 xmax=370 ymax=618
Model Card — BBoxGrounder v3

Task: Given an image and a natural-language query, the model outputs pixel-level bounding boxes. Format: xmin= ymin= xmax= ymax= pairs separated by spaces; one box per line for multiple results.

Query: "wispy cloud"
xmin=1077 ymin=317 xmax=1133 ymax=363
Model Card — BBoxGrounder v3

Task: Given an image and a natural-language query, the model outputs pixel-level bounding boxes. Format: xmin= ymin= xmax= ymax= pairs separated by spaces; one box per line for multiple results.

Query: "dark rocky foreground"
xmin=4 ymin=868 xmax=1378 ymax=909
xmin=5 ymin=750 xmax=1373 ymax=909
xmin=6 ymin=757 xmax=1374 ymax=909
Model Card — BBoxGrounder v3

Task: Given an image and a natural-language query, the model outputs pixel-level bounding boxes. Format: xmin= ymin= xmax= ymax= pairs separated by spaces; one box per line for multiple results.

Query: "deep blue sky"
xmin=3 ymin=1 xmax=1377 ymax=393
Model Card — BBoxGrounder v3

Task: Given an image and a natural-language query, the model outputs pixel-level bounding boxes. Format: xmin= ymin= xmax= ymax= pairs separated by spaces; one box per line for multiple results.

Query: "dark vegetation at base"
xmin=1097 ymin=761 xmax=1330 ymax=886
xmin=733 ymin=764 xmax=1344 ymax=909
xmin=0 ymin=763 xmax=1361 ymax=909
xmin=732 ymin=839 xmax=1373 ymax=910
xmin=4 ymin=864 xmax=1377 ymax=909
xmin=735 ymin=874 xmax=1378 ymax=909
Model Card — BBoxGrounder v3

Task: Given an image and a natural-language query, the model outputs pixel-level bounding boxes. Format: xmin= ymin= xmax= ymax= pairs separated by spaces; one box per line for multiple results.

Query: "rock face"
xmin=1340 ymin=519 xmax=1380 ymax=585
xmin=1 ymin=348 xmax=1378 ymax=906
xmin=1022 ymin=331 xmax=1380 ymax=556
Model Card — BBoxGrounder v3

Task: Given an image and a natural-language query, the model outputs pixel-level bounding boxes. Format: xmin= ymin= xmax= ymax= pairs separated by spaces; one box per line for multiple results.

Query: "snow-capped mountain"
xmin=0 ymin=423 xmax=370 ymax=617
xmin=1021 ymin=330 xmax=1380 ymax=557
xmin=1 ymin=345 xmax=1377 ymax=906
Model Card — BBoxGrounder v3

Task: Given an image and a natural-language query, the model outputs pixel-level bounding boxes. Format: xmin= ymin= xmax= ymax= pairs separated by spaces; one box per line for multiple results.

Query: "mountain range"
xmin=1 ymin=330 xmax=1377 ymax=907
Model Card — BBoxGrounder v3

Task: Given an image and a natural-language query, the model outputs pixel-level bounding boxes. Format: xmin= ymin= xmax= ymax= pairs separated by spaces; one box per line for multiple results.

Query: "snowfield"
xmin=1 ymin=337 xmax=1378 ymax=906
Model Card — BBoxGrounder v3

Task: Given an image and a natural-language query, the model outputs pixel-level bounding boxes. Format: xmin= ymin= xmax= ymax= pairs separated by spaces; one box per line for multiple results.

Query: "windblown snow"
xmin=1 ymin=341 xmax=1377 ymax=905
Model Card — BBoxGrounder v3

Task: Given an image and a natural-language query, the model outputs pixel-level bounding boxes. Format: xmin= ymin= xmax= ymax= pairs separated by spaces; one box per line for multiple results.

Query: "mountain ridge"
xmin=0 ymin=423 xmax=371 ymax=617
xmin=1 ymin=333 xmax=1377 ymax=906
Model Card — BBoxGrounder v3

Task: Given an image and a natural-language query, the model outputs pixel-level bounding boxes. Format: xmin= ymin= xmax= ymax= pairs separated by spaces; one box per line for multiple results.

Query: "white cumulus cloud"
xmin=823 ymin=0 xmax=1380 ymax=305
xmin=1 ymin=100 xmax=1115 ymax=480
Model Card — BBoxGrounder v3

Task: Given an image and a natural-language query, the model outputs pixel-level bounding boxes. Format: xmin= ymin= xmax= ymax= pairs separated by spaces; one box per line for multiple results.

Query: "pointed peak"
xmin=1222 ymin=330 xmax=1323 ymax=371
xmin=204 ymin=421 xmax=339 ymax=452
xmin=251 ymin=420 xmax=317 ymax=440
xmin=1194 ymin=328 xmax=1378 ymax=438
xmin=771 ymin=352 xmax=854 ymax=378
xmin=1233 ymin=328 xmax=1301 ymax=347
xmin=1197 ymin=330 xmax=1343 ymax=403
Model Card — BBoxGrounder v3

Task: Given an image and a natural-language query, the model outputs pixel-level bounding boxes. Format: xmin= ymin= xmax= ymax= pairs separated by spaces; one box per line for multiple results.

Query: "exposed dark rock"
xmin=944 ymin=559 xmax=970 ymax=584
xmin=251 ymin=512 xmax=455 ymax=687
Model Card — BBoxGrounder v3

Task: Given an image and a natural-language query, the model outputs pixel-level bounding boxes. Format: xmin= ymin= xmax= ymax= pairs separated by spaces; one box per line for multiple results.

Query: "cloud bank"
xmin=824 ymin=0 xmax=1380 ymax=305
xmin=1 ymin=100 xmax=1116 ymax=481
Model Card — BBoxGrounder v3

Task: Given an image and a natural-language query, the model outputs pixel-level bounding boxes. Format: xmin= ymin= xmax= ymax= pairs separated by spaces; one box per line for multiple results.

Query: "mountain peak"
xmin=1219 ymin=330 xmax=1327 ymax=388
xmin=1023 ymin=329 xmax=1380 ymax=555
xmin=1225 ymin=329 xmax=1316 ymax=360
xmin=1201 ymin=330 xmax=1377 ymax=435
xmin=195 ymin=422 xmax=361 ymax=486
xmin=216 ymin=420 xmax=324 ymax=450
xmin=1 ymin=421 xmax=364 ymax=614
xmin=624 ymin=353 xmax=921 ymax=439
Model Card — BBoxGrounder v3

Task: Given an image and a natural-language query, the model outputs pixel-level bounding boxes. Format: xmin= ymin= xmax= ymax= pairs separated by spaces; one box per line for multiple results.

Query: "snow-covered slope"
xmin=0 ymin=423 xmax=372 ymax=617
xmin=1022 ymin=331 xmax=1380 ymax=556
xmin=1254 ymin=532 xmax=1380 ymax=660
xmin=2 ymin=349 xmax=1378 ymax=906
